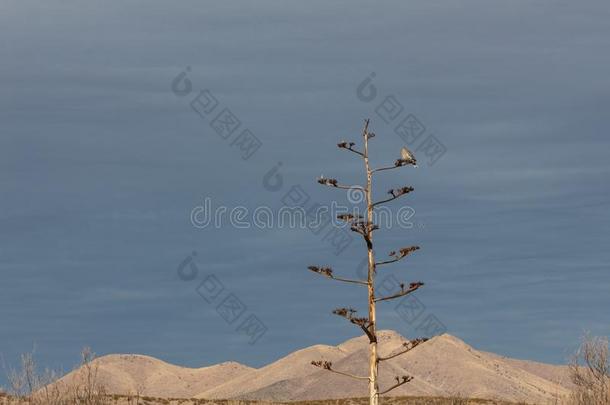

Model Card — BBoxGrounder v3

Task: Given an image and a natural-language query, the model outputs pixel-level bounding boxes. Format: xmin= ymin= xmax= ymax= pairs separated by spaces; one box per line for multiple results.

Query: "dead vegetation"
xmin=567 ymin=334 xmax=610 ymax=405
xmin=0 ymin=395 xmax=524 ymax=405
xmin=2 ymin=347 xmax=110 ymax=405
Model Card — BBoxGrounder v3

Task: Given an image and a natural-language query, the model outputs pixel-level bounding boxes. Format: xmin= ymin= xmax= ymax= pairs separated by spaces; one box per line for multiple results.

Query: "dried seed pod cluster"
xmin=394 ymin=158 xmax=416 ymax=167
xmin=337 ymin=213 xmax=362 ymax=222
xmin=388 ymin=246 xmax=420 ymax=259
xmin=337 ymin=140 xmax=356 ymax=149
xmin=311 ymin=360 xmax=332 ymax=370
xmin=307 ymin=266 xmax=333 ymax=277
xmin=318 ymin=177 xmax=338 ymax=187
xmin=387 ymin=186 xmax=414 ymax=198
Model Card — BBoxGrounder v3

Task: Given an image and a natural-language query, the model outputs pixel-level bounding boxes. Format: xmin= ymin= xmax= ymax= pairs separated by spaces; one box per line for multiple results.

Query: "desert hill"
xmin=51 ymin=330 xmax=573 ymax=404
xmin=53 ymin=354 xmax=253 ymax=398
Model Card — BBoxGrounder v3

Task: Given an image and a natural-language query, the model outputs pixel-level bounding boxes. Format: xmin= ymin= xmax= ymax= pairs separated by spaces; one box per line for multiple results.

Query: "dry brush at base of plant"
xmin=308 ymin=119 xmax=438 ymax=405
xmin=567 ymin=334 xmax=610 ymax=405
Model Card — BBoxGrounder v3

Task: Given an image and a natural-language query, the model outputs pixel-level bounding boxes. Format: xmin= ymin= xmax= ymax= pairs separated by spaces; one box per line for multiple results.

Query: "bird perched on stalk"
xmin=400 ymin=147 xmax=417 ymax=166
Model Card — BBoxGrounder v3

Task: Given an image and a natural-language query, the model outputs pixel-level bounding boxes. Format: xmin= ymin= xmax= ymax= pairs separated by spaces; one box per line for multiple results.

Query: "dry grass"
xmin=287 ymin=397 xmax=520 ymax=405
xmin=2 ymin=347 xmax=110 ymax=405
xmin=0 ymin=395 xmax=530 ymax=405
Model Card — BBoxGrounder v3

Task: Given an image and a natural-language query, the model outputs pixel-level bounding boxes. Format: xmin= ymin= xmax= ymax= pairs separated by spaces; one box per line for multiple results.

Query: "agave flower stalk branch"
xmin=317 ymin=178 xmax=366 ymax=192
xmin=372 ymin=187 xmax=414 ymax=207
xmin=376 ymin=246 xmax=420 ymax=266
xmin=337 ymin=141 xmax=365 ymax=157
xmin=332 ymin=307 xmax=375 ymax=341
xmin=379 ymin=376 xmax=413 ymax=395
xmin=371 ymin=158 xmax=416 ymax=174
xmin=374 ymin=282 xmax=424 ymax=303
xmin=311 ymin=361 xmax=370 ymax=381
xmin=307 ymin=266 xmax=367 ymax=286
xmin=377 ymin=338 xmax=428 ymax=362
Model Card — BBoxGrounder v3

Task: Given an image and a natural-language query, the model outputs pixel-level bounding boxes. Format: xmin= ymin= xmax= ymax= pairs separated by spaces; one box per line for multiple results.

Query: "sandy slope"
xmin=483 ymin=351 xmax=574 ymax=392
xmin=53 ymin=354 xmax=253 ymax=398
xmin=238 ymin=332 xmax=571 ymax=403
xmin=52 ymin=330 xmax=573 ymax=403
xmin=196 ymin=343 xmax=348 ymax=399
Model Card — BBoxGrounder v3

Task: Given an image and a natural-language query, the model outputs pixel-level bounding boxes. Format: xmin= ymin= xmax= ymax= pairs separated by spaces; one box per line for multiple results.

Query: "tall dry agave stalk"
xmin=309 ymin=119 xmax=431 ymax=405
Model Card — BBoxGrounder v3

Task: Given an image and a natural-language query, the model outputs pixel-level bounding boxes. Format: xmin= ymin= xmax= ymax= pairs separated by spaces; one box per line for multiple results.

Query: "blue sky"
xmin=1 ymin=0 xmax=609 ymax=383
